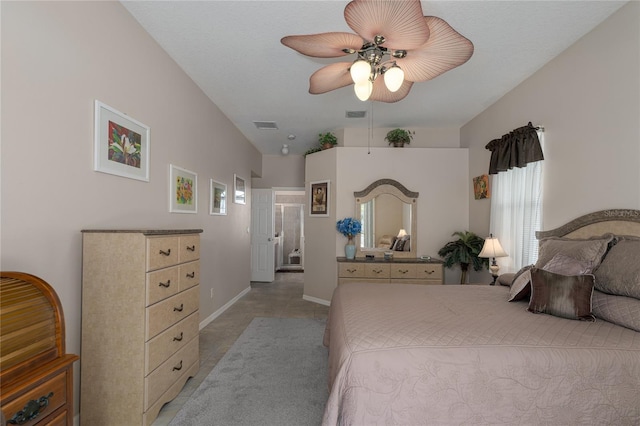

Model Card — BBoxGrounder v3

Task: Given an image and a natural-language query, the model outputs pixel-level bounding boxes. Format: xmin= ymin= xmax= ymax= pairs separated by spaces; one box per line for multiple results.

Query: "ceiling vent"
xmin=346 ymin=110 xmax=366 ymax=118
xmin=253 ymin=121 xmax=278 ymax=130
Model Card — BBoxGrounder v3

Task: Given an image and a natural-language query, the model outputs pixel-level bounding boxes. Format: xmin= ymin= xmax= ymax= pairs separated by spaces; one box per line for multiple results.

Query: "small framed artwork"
xmin=310 ymin=180 xmax=329 ymax=217
xmin=169 ymin=164 xmax=197 ymax=213
xmin=473 ymin=174 xmax=490 ymax=199
xmin=94 ymin=100 xmax=150 ymax=181
xmin=233 ymin=174 xmax=246 ymax=205
xmin=209 ymin=179 xmax=227 ymax=215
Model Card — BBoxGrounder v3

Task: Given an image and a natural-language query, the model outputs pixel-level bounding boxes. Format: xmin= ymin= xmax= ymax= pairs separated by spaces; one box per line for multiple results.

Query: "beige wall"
xmin=1 ymin=1 xmax=262 ymax=415
xmin=344 ymin=127 xmax=460 ymax=148
xmin=253 ymin=154 xmax=305 ymax=189
xmin=462 ymin=1 xmax=639 ymax=279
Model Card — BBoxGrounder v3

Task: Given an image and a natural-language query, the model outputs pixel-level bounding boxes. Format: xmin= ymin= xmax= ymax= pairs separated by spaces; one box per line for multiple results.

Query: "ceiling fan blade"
xmin=344 ymin=0 xmax=429 ymax=50
xmin=398 ymin=16 xmax=474 ymax=82
xmin=309 ymin=62 xmax=354 ymax=94
xmin=370 ymin=78 xmax=412 ymax=103
xmin=281 ymin=33 xmax=364 ymax=58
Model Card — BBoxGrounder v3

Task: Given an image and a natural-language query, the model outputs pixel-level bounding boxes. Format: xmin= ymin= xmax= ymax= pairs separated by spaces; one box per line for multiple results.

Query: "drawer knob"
xmin=186 ymin=245 xmax=196 ymax=252
xmin=8 ymin=392 xmax=53 ymax=425
xmin=159 ymin=249 xmax=171 ymax=256
xmin=173 ymin=360 xmax=183 ymax=371
xmin=373 ymin=269 xmax=382 ymax=274
xmin=173 ymin=332 xmax=184 ymax=342
xmin=186 ymin=272 xmax=195 ymax=279
xmin=424 ymin=269 xmax=434 ymax=274
xmin=174 ymin=304 xmax=184 ymax=312
xmin=346 ymin=268 xmax=357 ymax=273
xmin=398 ymin=269 xmax=408 ymax=274
xmin=158 ymin=280 xmax=171 ymax=288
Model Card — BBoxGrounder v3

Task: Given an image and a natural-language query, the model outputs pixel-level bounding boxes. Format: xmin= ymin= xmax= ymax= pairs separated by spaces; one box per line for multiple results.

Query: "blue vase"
xmin=345 ymin=236 xmax=356 ymax=259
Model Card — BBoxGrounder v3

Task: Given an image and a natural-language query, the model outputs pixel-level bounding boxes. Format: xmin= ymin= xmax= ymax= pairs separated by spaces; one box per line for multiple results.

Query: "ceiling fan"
xmin=281 ymin=0 xmax=474 ymax=103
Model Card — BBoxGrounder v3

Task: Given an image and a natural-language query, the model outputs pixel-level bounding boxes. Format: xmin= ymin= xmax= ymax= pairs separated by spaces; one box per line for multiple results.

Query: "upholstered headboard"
xmin=536 ymin=209 xmax=640 ymax=240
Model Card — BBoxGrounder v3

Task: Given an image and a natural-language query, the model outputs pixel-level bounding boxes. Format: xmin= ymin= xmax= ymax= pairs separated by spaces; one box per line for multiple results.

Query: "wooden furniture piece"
xmin=337 ymin=258 xmax=443 ymax=285
xmin=80 ymin=229 xmax=202 ymax=426
xmin=0 ymin=272 xmax=79 ymax=426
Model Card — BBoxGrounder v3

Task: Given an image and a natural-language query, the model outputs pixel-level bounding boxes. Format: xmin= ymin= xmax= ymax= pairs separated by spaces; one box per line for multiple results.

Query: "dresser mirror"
xmin=354 ymin=179 xmax=419 ymax=259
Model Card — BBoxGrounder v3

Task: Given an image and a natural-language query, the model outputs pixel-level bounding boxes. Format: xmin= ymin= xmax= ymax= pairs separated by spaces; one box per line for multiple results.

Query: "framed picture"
xmin=233 ymin=174 xmax=246 ymax=204
xmin=473 ymin=174 xmax=490 ymax=199
xmin=169 ymin=164 xmax=197 ymax=213
xmin=94 ymin=100 xmax=150 ymax=181
xmin=209 ymin=179 xmax=227 ymax=215
xmin=310 ymin=180 xmax=329 ymax=216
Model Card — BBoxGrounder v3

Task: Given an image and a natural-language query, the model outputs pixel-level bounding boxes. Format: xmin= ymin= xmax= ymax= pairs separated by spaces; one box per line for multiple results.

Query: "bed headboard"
xmin=536 ymin=209 xmax=640 ymax=240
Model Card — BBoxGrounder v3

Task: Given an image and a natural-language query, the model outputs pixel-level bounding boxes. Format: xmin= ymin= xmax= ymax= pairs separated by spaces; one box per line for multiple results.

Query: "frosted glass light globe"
xmin=350 ymin=60 xmax=371 ymax=84
xmin=354 ymin=80 xmax=373 ymax=101
xmin=384 ymin=66 xmax=404 ymax=92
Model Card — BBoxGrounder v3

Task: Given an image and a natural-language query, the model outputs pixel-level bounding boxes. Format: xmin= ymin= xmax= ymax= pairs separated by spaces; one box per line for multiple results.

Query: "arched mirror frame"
xmin=354 ymin=179 xmax=419 ymax=259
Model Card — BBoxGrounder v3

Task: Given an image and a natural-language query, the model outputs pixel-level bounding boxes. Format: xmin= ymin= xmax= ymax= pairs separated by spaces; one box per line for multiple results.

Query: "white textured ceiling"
xmin=122 ymin=1 xmax=626 ymax=156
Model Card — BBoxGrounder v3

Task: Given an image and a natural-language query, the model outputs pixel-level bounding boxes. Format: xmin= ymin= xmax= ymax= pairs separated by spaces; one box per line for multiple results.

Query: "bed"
xmin=322 ymin=209 xmax=640 ymax=425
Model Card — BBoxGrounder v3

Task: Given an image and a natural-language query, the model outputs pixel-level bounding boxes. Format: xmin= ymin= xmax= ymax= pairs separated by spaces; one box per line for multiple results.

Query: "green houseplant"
xmin=385 ymin=128 xmax=414 ymax=147
xmin=437 ymin=231 xmax=488 ymax=284
xmin=318 ymin=132 xmax=338 ymax=150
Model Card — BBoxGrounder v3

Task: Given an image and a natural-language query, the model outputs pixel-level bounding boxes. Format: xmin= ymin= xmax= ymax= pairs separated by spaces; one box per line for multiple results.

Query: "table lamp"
xmin=479 ymin=234 xmax=508 ymax=285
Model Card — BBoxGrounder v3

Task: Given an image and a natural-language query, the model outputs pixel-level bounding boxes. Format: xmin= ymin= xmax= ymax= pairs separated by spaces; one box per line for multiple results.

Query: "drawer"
xmin=365 ymin=264 xmax=390 ymax=279
xmin=179 ymin=261 xmax=200 ymax=291
xmin=390 ymin=264 xmax=417 ymax=279
xmin=338 ymin=263 xmax=364 ymax=278
xmin=145 ymin=336 xmax=199 ymax=410
xmin=145 ymin=312 xmax=199 ymax=375
xmin=416 ymin=264 xmax=443 ymax=280
xmin=2 ymin=371 xmax=67 ymax=426
xmin=146 ymin=266 xmax=180 ymax=306
xmin=178 ymin=234 xmax=200 ymax=263
xmin=146 ymin=286 xmax=199 ymax=340
xmin=147 ymin=236 xmax=179 ymax=271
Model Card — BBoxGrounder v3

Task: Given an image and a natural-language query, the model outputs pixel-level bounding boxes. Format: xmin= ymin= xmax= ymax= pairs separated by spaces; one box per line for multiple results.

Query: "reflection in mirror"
xmin=355 ymin=179 xmax=419 ymax=259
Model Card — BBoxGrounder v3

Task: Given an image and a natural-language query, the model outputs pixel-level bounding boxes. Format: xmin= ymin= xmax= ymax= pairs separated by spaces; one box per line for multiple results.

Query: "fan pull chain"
xmin=368 ymin=101 xmax=373 ymax=154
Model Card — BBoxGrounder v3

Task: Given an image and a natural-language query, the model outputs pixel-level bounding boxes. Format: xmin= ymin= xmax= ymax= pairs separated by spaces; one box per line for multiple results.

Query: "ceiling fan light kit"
xmin=281 ymin=0 xmax=474 ymax=103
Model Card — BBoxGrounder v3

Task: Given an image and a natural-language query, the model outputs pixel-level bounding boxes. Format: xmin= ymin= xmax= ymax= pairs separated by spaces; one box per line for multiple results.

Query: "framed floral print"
xmin=473 ymin=174 xmax=490 ymax=199
xmin=94 ymin=100 xmax=150 ymax=181
xmin=209 ymin=179 xmax=227 ymax=215
xmin=170 ymin=164 xmax=197 ymax=213
xmin=233 ymin=174 xmax=246 ymax=205
xmin=310 ymin=180 xmax=329 ymax=216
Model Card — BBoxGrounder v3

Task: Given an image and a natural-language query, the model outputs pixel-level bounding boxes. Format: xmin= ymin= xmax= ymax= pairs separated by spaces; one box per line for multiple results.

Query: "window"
xmin=489 ymin=131 xmax=544 ymax=271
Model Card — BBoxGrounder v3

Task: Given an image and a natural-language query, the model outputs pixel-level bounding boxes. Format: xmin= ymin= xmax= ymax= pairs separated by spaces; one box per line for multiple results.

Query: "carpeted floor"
xmin=168 ymin=317 xmax=328 ymax=426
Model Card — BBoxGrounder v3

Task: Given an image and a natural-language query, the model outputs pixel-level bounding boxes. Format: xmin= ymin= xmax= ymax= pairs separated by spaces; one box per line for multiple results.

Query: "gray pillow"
xmin=535 ymin=234 xmax=613 ymax=270
xmin=543 ymin=253 xmax=594 ymax=276
xmin=497 ymin=273 xmax=516 ymax=287
xmin=592 ymin=290 xmax=640 ymax=332
xmin=528 ymin=268 xmax=595 ymax=321
xmin=508 ymin=265 xmax=534 ymax=301
xmin=594 ymin=240 xmax=640 ymax=299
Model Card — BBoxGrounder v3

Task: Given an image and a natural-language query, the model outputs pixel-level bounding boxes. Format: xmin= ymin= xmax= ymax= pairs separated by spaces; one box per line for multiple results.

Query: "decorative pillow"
xmin=535 ymin=234 xmax=613 ymax=271
xmin=402 ymin=235 xmax=411 ymax=251
xmin=592 ymin=290 xmax=640 ymax=332
xmin=543 ymin=253 xmax=594 ymax=276
xmin=508 ymin=265 xmax=534 ymax=301
xmin=394 ymin=239 xmax=406 ymax=251
xmin=377 ymin=235 xmax=394 ymax=249
xmin=594 ymin=240 xmax=640 ymax=299
xmin=497 ymin=273 xmax=516 ymax=287
xmin=527 ymin=268 xmax=595 ymax=321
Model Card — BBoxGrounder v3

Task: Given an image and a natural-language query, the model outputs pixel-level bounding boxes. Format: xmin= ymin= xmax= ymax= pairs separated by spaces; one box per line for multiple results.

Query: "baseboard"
xmin=199 ymin=286 xmax=251 ymax=330
xmin=303 ymin=294 xmax=330 ymax=306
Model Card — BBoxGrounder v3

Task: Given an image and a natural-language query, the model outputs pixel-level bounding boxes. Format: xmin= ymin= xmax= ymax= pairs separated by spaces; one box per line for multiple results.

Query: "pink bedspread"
xmin=323 ymin=283 xmax=640 ymax=425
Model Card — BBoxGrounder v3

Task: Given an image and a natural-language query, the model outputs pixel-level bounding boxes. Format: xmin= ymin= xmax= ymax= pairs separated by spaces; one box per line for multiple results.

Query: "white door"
xmin=251 ymin=189 xmax=275 ymax=282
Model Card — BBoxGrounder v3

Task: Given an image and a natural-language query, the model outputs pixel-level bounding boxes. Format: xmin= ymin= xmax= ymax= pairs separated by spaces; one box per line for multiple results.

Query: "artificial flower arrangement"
xmin=336 ymin=217 xmax=362 ymax=238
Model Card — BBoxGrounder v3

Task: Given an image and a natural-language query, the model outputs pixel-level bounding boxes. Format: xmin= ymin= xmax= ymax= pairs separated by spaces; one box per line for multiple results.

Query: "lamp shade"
xmin=397 ymin=229 xmax=407 ymax=238
xmin=384 ymin=65 xmax=404 ymax=92
xmin=479 ymin=235 xmax=507 ymax=258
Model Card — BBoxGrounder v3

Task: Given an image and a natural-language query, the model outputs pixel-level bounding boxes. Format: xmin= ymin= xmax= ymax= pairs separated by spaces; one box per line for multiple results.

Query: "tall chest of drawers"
xmin=80 ymin=230 xmax=202 ymax=426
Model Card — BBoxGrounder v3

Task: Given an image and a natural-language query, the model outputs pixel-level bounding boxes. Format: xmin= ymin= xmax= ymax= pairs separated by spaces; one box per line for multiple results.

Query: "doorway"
xmin=274 ymin=190 xmax=305 ymax=271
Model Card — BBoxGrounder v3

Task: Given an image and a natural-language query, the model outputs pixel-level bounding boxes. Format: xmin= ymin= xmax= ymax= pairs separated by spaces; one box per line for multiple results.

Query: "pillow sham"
xmin=527 ymin=268 xmax=595 ymax=321
xmin=592 ymin=290 xmax=640 ymax=332
xmin=497 ymin=273 xmax=516 ymax=287
xmin=594 ymin=239 xmax=640 ymax=299
xmin=535 ymin=234 xmax=613 ymax=270
xmin=542 ymin=252 xmax=594 ymax=276
xmin=508 ymin=265 xmax=534 ymax=301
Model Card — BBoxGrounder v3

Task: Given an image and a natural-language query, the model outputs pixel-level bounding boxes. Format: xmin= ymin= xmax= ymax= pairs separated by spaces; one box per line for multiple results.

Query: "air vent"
xmin=253 ymin=121 xmax=278 ymax=130
xmin=346 ymin=110 xmax=366 ymax=118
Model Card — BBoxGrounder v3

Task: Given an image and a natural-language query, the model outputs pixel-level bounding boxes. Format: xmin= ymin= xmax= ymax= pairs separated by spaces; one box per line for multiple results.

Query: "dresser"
xmin=337 ymin=257 xmax=444 ymax=285
xmin=1 ymin=272 xmax=78 ymax=426
xmin=80 ymin=230 xmax=202 ymax=426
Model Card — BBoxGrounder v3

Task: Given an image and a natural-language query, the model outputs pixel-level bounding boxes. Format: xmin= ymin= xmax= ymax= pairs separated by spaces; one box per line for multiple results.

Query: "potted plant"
xmin=385 ymin=128 xmax=414 ymax=147
xmin=437 ymin=231 xmax=489 ymax=284
xmin=304 ymin=146 xmax=322 ymax=157
xmin=319 ymin=132 xmax=338 ymax=150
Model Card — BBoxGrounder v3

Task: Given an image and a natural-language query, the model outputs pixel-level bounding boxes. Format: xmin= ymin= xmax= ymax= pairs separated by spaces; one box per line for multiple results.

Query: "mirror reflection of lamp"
xmin=479 ymin=234 xmax=508 ymax=285
xmin=397 ymin=229 xmax=407 ymax=238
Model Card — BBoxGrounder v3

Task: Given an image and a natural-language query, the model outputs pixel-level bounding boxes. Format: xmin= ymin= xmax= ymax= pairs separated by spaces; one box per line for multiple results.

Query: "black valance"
xmin=485 ymin=122 xmax=544 ymax=175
